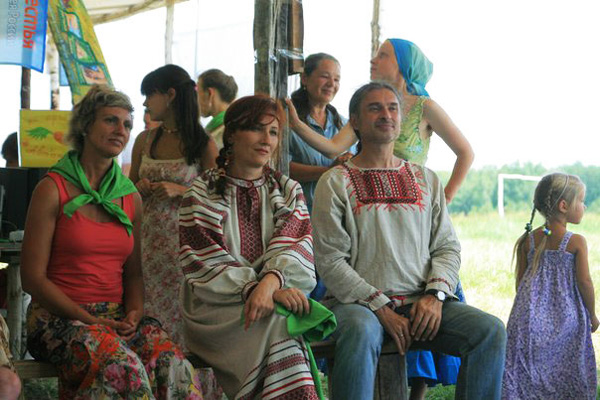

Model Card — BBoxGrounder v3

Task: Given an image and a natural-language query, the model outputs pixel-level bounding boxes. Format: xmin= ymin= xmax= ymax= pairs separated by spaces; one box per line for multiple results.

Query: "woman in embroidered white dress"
xmin=179 ymin=95 xmax=319 ymax=400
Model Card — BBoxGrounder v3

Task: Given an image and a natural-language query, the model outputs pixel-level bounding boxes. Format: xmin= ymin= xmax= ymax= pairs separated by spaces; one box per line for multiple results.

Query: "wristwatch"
xmin=425 ymin=289 xmax=446 ymax=302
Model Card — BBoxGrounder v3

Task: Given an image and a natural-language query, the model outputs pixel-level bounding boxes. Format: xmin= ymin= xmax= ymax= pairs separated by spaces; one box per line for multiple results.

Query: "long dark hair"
xmin=290 ymin=53 xmax=343 ymax=130
xmin=212 ymin=95 xmax=284 ymax=197
xmin=141 ymin=64 xmax=210 ymax=165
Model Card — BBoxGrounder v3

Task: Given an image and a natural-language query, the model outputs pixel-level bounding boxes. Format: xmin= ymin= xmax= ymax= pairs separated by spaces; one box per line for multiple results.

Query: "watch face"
xmin=436 ymin=291 xmax=446 ymax=301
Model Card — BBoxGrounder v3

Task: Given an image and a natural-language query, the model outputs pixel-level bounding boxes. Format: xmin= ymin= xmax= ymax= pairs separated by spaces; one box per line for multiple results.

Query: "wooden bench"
xmin=14 ymin=340 xmax=408 ymax=400
xmin=189 ymin=340 xmax=408 ymax=399
xmin=310 ymin=340 xmax=408 ymax=400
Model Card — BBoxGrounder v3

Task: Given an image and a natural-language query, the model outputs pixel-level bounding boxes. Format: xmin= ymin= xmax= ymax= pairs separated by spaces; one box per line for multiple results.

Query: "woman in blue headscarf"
xmin=287 ymin=38 xmax=473 ymax=203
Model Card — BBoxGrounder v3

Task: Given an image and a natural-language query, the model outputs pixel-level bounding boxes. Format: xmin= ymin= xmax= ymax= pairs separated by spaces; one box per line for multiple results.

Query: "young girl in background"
xmin=503 ymin=173 xmax=598 ymax=400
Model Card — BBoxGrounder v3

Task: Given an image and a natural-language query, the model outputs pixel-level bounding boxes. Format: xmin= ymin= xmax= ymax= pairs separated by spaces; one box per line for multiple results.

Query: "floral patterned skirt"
xmin=26 ymin=302 xmax=203 ymax=400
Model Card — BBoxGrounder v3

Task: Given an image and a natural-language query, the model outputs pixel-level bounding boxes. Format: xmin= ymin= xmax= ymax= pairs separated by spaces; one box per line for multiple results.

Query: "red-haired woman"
xmin=179 ymin=95 xmax=319 ymax=399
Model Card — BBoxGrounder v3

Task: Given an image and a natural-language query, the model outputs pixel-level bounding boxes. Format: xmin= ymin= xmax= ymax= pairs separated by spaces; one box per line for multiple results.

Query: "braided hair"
xmin=513 ymin=173 xmax=585 ymax=283
xmin=211 ymin=95 xmax=284 ymax=197
xmin=141 ymin=64 xmax=210 ymax=166
xmin=290 ymin=53 xmax=343 ymax=130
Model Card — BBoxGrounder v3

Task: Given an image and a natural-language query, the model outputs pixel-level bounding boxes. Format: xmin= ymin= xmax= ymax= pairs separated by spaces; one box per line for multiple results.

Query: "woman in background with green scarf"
xmin=20 ymin=85 xmax=202 ymax=399
xmin=197 ymin=68 xmax=238 ymax=150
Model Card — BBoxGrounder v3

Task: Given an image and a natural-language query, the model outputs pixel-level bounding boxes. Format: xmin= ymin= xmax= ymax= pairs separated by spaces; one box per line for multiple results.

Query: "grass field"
xmin=426 ymin=210 xmax=600 ymax=399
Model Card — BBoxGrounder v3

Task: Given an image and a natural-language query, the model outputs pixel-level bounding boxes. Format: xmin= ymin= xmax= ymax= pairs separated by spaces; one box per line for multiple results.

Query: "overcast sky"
xmin=1 ymin=0 xmax=599 ymax=171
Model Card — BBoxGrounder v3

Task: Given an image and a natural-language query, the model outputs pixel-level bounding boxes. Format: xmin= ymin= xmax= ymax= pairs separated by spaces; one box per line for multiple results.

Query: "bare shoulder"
xmin=567 ymin=233 xmax=587 ymax=253
xmin=32 ymin=176 xmax=59 ymax=203
xmin=132 ymin=129 xmax=151 ymax=148
xmin=131 ymin=191 xmax=143 ymax=221
xmin=27 ymin=176 xmax=61 ymax=219
xmin=422 ymin=97 xmax=447 ymax=118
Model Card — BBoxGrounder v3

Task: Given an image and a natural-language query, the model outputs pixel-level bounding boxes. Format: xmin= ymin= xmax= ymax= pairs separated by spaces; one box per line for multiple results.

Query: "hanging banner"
xmin=47 ymin=0 xmax=113 ymax=103
xmin=0 ymin=0 xmax=49 ymax=72
xmin=19 ymin=109 xmax=70 ymax=167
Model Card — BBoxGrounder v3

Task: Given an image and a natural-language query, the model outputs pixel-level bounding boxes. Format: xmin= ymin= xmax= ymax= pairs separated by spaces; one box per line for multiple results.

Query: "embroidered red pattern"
xmin=237 ymin=186 xmax=263 ymax=263
xmin=428 ymin=277 xmax=452 ymax=292
xmin=345 ymin=163 xmax=422 ymax=205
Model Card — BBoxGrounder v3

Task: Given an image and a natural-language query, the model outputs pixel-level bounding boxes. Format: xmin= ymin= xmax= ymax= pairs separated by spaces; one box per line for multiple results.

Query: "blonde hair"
xmin=513 ymin=173 xmax=585 ymax=282
xmin=66 ymin=85 xmax=133 ymax=153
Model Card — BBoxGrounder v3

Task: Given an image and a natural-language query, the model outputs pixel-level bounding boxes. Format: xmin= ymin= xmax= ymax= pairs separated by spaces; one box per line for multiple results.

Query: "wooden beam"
xmin=371 ymin=0 xmax=381 ymax=58
xmin=47 ymin=33 xmax=60 ymax=110
xmin=165 ymin=0 xmax=175 ymax=64
xmin=253 ymin=0 xmax=275 ymax=97
xmin=20 ymin=68 xmax=31 ymax=110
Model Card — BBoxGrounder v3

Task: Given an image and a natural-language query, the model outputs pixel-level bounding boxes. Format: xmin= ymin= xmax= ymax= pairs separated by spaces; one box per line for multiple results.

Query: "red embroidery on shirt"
xmin=237 ymin=186 xmax=263 ymax=263
xmin=343 ymin=163 xmax=427 ymax=213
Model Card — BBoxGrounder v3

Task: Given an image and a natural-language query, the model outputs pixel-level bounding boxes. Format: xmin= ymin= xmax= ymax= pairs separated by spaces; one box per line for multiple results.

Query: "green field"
xmin=426 ymin=211 xmax=600 ymax=399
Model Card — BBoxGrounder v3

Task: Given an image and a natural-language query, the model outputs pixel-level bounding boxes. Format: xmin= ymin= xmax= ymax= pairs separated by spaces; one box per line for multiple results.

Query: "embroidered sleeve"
xmin=179 ymin=178 xmax=259 ymax=305
xmin=425 ymin=168 xmax=461 ymax=296
xmin=260 ymin=174 xmax=316 ymax=295
xmin=0 ymin=316 xmax=13 ymax=370
xmin=313 ymin=169 xmax=391 ymax=311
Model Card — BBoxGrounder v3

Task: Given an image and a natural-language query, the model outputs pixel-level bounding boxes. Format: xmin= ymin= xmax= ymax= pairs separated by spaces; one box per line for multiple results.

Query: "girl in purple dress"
xmin=503 ymin=173 xmax=598 ymax=400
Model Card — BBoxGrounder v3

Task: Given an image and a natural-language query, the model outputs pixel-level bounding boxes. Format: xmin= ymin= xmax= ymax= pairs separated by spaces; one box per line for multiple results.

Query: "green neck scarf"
xmin=205 ymin=111 xmax=225 ymax=133
xmin=49 ymin=151 xmax=138 ymax=235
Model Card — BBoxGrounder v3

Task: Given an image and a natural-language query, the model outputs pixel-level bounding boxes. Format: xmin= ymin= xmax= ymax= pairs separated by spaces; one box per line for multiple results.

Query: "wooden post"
xmin=253 ymin=0 xmax=298 ymax=175
xmin=165 ymin=0 xmax=175 ymax=64
xmin=371 ymin=0 xmax=381 ymax=58
xmin=47 ymin=32 xmax=60 ymax=110
xmin=6 ymin=257 xmax=22 ymax=359
xmin=253 ymin=0 xmax=275 ymax=97
xmin=287 ymin=0 xmax=303 ymax=74
xmin=20 ymin=68 xmax=31 ymax=110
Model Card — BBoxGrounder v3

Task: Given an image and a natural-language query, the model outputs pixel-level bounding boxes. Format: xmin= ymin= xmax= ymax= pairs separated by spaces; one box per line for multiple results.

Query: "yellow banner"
xmin=47 ymin=0 xmax=113 ymax=103
xmin=19 ymin=110 xmax=70 ymax=167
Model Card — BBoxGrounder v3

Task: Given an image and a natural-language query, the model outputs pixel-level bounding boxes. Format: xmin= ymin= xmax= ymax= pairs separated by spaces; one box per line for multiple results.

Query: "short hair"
xmin=348 ymin=81 xmax=402 ymax=146
xmin=198 ymin=69 xmax=238 ymax=103
xmin=348 ymin=81 xmax=402 ymax=118
xmin=66 ymin=85 xmax=133 ymax=153
xmin=2 ymin=132 xmax=18 ymax=163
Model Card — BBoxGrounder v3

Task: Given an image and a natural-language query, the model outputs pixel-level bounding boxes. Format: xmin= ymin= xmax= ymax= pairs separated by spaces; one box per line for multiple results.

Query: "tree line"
xmin=437 ymin=162 xmax=600 ymax=214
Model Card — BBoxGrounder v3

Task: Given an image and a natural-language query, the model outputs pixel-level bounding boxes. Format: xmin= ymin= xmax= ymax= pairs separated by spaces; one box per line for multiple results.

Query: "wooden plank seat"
xmin=13 ymin=359 xmax=58 ymax=380
xmin=189 ymin=340 xmax=408 ymax=400
xmin=14 ymin=340 xmax=408 ymax=399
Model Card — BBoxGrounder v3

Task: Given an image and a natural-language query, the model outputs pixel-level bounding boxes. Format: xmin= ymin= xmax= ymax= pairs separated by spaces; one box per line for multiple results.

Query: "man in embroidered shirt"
xmin=312 ymin=82 xmax=506 ymax=400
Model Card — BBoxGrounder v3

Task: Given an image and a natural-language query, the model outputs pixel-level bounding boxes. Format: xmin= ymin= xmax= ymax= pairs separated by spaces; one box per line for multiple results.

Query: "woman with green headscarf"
xmin=20 ymin=85 xmax=202 ymax=399
xmin=287 ymin=38 xmax=474 ymax=204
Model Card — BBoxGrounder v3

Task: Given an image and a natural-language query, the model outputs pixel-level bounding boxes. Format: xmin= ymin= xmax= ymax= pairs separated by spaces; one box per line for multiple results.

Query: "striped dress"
xmin=179 ymin=169 xmax=318 ymax=400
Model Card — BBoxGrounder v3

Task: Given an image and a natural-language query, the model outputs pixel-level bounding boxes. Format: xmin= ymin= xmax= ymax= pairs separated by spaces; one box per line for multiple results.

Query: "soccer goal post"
xmin=497 ymin=173 xmax=542 ymax=217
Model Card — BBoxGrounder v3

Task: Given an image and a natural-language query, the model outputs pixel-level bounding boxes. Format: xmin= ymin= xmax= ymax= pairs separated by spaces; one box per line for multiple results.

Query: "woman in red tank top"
xmin=20 ymin=86 xmax=203 ymax=399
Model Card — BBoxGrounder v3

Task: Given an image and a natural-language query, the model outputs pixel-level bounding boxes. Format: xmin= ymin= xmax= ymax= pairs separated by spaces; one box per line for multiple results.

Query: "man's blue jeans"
xmin=329 ymin=302 xmax=506 ymax=400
